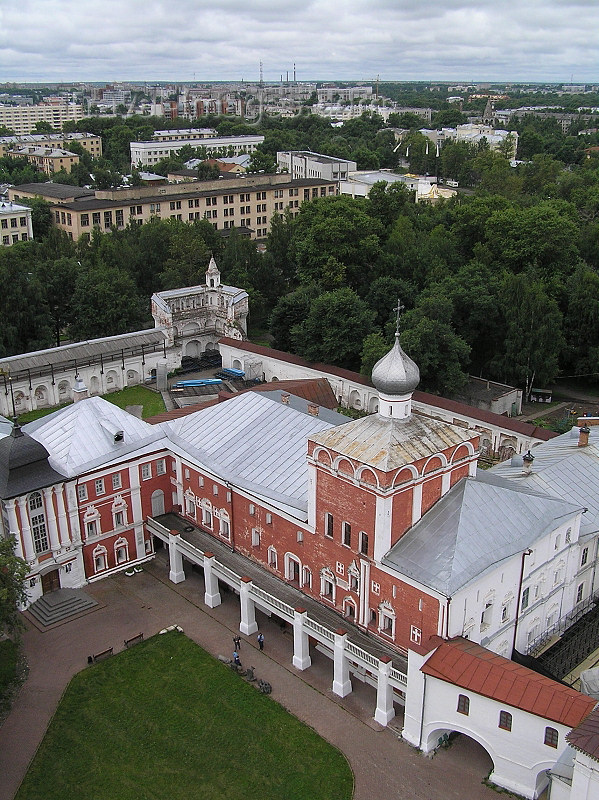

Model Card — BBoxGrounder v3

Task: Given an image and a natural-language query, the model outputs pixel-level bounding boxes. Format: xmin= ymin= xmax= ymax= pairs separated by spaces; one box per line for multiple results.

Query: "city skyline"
xmin=0 ymin=0 xmax=597 ymax=85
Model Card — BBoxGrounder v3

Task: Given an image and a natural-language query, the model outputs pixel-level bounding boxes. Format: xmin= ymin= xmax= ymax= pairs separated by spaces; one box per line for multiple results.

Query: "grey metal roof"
xmin=0 ymin=329 xmax=166 ymax=374
xmin=163 ymin=391 xmax=346 ymax=512
xmin=257 ymin=390 xmax=350 ymax=426
xmin=310 ymin=412 xmax=475 ymax=471
xmin=11 ymin=183 xmax=94 ymax=199
xmin=492 ymin=426 xmax=599 ymax=535
xmin=382 ymin=472 xmax=581 ymax=596
xmin=0 ymin=424 xmax=67 ymax=499
xmin=25 ymin=396 xmax=164 ymax=477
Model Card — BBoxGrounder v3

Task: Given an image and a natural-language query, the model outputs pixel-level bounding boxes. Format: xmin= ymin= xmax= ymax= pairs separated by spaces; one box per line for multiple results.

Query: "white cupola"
xmin=205 ymin=255 xmax=221 ymax=289
xmin=371 ymin=303 xmax=420 ymax=420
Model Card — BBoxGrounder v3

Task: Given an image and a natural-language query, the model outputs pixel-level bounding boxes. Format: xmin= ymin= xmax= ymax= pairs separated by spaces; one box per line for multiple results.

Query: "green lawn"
xmin=17 ymin=385 xmax=165 ymax=424
xmin=103 ymin=385 xmax=166 ymax=418
xmin=15 ymin=631 xmax=353 ymax=800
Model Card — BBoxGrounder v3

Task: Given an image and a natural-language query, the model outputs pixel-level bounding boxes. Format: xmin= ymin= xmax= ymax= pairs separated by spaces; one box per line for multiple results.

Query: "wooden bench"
xmin=92 ymin=647 xmax=114 ymax=663
xmin=124 ymin=632 xmax=144 ymax=649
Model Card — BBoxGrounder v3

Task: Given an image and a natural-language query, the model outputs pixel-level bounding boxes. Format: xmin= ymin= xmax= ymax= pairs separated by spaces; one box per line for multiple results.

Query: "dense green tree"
xmin=269 ymin=286 xmax=319 ymax=352
xmin=490 ymin=272 xmax=564 ymax=396
xmin=70 ymin=264 xmax=146 ymax=340
xmin=291 ymin=196 xmax=383 ymax=292
xmin=562 ymin=263 xmax=599 ymax=382
xmin=361 ymin=331 xmax=390 ymax=376
xmin=248 ymin=149 xmax=277 ymax=173
xmin=19 ymin=197 xmax=54 ymax=239
xmin=36 ymin=257 xmax=78 ymax=346
xmin=0 ymin=537 xmax=28 ymax=639
xmin=366 ymin=182 xmax=413 ymax=230
xmin=291 ymin=287 xmax=375 ymax=370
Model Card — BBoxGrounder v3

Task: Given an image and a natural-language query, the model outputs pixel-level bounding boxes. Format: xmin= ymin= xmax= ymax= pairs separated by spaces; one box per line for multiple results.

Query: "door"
xmin=41 ymin=569 xmax=60 ymax=594
xmin=151 ymin=489 xmax=165 ymax=517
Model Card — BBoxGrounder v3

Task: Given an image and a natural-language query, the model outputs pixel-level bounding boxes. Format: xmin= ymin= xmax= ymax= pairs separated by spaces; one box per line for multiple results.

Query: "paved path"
xmin=0 ymin=562 xmax=499 ymax=800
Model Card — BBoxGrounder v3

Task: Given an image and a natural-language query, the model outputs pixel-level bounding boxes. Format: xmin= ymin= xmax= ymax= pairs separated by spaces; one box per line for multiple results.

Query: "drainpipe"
xmin=512 ymin=549 xmax=532 ymax=657
xmin=419 ymin=673 xmax=427 ymax=749
xmin=445 ymin=596 xmax=451 ymax=638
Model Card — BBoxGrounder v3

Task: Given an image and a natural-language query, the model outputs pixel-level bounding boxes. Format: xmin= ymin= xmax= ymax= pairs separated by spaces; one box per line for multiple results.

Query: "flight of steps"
xmin=27 ymin=589 xmax=98 ymax=627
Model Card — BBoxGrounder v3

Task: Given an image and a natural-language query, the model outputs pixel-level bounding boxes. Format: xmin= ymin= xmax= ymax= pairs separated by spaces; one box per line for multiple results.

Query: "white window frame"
xmin=156 ymin=459 xmax=166 ymax=476
xmin=114 ymin=537 xmax=129 ymax=564
xmin=77 ymin=484 xmax=88 ymax=501
xmin=112 ymin=473 xmax=122 ymax=490
xmin=410 ymin=625 xmax=422 ymax=644
xmin=95 ymin=478 xmax=105 ymax=495
xmin=141 ymin=463 xmax=151 ymax=480
xmin=252 ymin=528 xmax=260 ymax=547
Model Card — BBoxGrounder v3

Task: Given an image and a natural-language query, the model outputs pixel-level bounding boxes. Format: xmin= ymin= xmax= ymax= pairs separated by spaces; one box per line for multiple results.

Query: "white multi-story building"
xmin=0 ymin=200 xmax=33 ymax=246
xmin=277 ymin=151 xmax=357 ymax=181
xmin=130 ymin=135 xmax=265 ymax=169
xmin=0 ymin=102 xmax=85 ymax=136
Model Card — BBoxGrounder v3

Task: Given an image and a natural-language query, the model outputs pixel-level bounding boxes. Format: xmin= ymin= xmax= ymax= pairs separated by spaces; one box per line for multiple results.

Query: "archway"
xmin=185 ymin=340 xmax=201 ymax=357
xmin=368 ymin=396 xmax=379 ymax=413
xmin=105 ymin=370 xmax=120 ymax=391
xmin=89 ymin=376 xmax=100 ymax=395
xmin=151 ymin=489 xmax=165 ymax=517
xmin=57 ymin=380 xmax=72 ymax=402
xmin=34 ymin=385 xmax=49 ymax=408
xmin=232 ymin=358 xmax=242 ymax=370
xmin=126 ymin=369 xmax=140 ymax=387
xmin=426 ymin=729 xmax=494 ymax=784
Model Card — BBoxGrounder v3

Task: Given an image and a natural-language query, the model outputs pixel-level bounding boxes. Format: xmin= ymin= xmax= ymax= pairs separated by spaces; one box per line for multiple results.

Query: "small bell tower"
xmin=205 ymin=255 xmax=221 ymax=289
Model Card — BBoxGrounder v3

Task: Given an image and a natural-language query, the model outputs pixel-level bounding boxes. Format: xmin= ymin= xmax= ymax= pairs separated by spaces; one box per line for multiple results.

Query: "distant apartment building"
xmin=130 ymin=134 xmax=265 ymax=169
xmin=0 ymin=132 xmax=102 ymax=159
xmin=277 ymin=151 xmax=357 ymax=181
xmin=0 ymin=101 xmax=85 ymax=135
xmin=311 ymin=103 xmax=395 ymax=122
xmin=9 ymin=174 xmax=337 ymax=241
xmin=0 ymin=200 xmax=33 ymax=246
xmin=8 ymin=146 xmax=80 ymax=175
xmin=152 ymin=129 xmax=217 ymax=142
xmin=317 ymin=86 xmax=373 ymax=103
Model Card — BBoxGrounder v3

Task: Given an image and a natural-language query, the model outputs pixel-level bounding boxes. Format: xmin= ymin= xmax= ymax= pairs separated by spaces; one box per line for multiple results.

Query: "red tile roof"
xmin=218 ymin=338 xmax=556 ymax=441
xmin=567 ymin=706 xmax=599 ymax=761
xmin=422 ymin=638 xmax=596 ymax=728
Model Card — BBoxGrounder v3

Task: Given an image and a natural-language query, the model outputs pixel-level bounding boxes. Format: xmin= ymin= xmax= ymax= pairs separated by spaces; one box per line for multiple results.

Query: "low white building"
xmin=403 ymin=637 xmax=596 ymax=799
xmin=130 ymin=135 xmax=265 ymax=169
xmin=277 ymin=151 xmax=357 ymax=182
xmin=0 ymin=200 xmax=33 ymax=246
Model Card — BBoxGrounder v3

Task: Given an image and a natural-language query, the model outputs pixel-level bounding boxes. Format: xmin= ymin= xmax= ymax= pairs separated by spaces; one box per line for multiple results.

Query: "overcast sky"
xmin=0 ymin=0 xmax=596 ymax=85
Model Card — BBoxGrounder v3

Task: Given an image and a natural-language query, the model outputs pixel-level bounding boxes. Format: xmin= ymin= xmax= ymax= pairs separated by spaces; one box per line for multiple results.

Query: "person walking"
xmin=257 ymin=632 xmax=264 ymax=651
xmin=233 ymin=634 xmax=241 ymax=650
xmin=233 ymin=650 xmax=241 ymax=667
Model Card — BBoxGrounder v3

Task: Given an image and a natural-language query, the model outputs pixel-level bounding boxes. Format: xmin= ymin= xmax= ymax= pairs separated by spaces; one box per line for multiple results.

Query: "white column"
xmin=128 ymin=463 xmax=145 ymax=559
xmin=5 ymin=499 xmax=27 ymax=561
xmin=411 ymin=482 xmax=423 ymax=526
xmin=374 ymin=656 xmax=395 ymax=726
xmin=374 ymin=494 xmax=393 ymax=561
xmin=17 ymin=496 xmax=35 ymax=562
xmin=65 ymin=482 xmax=82 ymax=543
xmin=306 ymin=462 xmax=317 ymax=531
xmin=203 ymin=552 xmax=221 ymax=608
xmin=239 ymin=576 xmax=258 ymax=635
xmin=174 ymin=456 xmax=184 ymax=508
xmin=168 ymin=530 xmax=185 ymax=583
xmin=55 ymin=484 xmax=70 ymax=546
xmin=292 ymin=607 xmax=311 ymax=670
xmin=42 ymin=487 xmax=61 ymax=552
xmin=441 ymin=469 xmax=451 ymax=496
xmin=401 ymin=648 xmax=429 ymax=749
xmin=468 ymin=456 xmax=477 ymax=477
xmin=332 ymin=628 xmax=352 ymax=697
xmin=359 ymin=558 xmax=370 ymax=627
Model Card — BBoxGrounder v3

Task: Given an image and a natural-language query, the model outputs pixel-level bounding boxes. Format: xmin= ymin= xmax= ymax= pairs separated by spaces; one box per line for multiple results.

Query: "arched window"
xmin=93 ymin=545 xmax=107 ymax=573
xmin=268 ymin=546 xmax=278 ymax=570
xmin=114 ymin=537 xmax=129 ymax=564
xmin=544 ymin=727 xmax=559 ymax=748
xmin=112 ymin=495 xmax=128 ymax=529
xmin=499 ymin=711 xmax=512 ymax=731
xmin=302 ymin=567 xmax=312 ymax=589
xmin=457 ymin=694 xmax=470 ymax=715
xmin=84 ymin=505 xmax=101 ymax=539
xmin=29 ymin=492 xmax=49 ymax=554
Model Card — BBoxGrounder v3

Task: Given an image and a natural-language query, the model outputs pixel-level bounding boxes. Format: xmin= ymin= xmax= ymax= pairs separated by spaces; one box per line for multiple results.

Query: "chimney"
xmin=73 ymin=374 xmax=89 ymax=403
xmin=522 ymin=450 xmax=535 ymax=475
xmin=578 ymin=424 xmax=591 ymax=447
xmin=281 ymin=393 xmax=290 ymax=404
xmin=307 ymin=403 xmax=319 ymax=417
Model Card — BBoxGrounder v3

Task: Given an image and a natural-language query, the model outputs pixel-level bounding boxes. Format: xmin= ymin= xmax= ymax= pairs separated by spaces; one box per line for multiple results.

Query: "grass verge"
xmin=17 ymin=386 xmax=165 ymax=424
xmin=15 ymin=631 xmax=353 ymax=800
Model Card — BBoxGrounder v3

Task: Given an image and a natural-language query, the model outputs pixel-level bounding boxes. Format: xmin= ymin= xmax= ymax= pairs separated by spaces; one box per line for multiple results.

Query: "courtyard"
xmin=0 ymin=562 xmax=498 ymax=800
